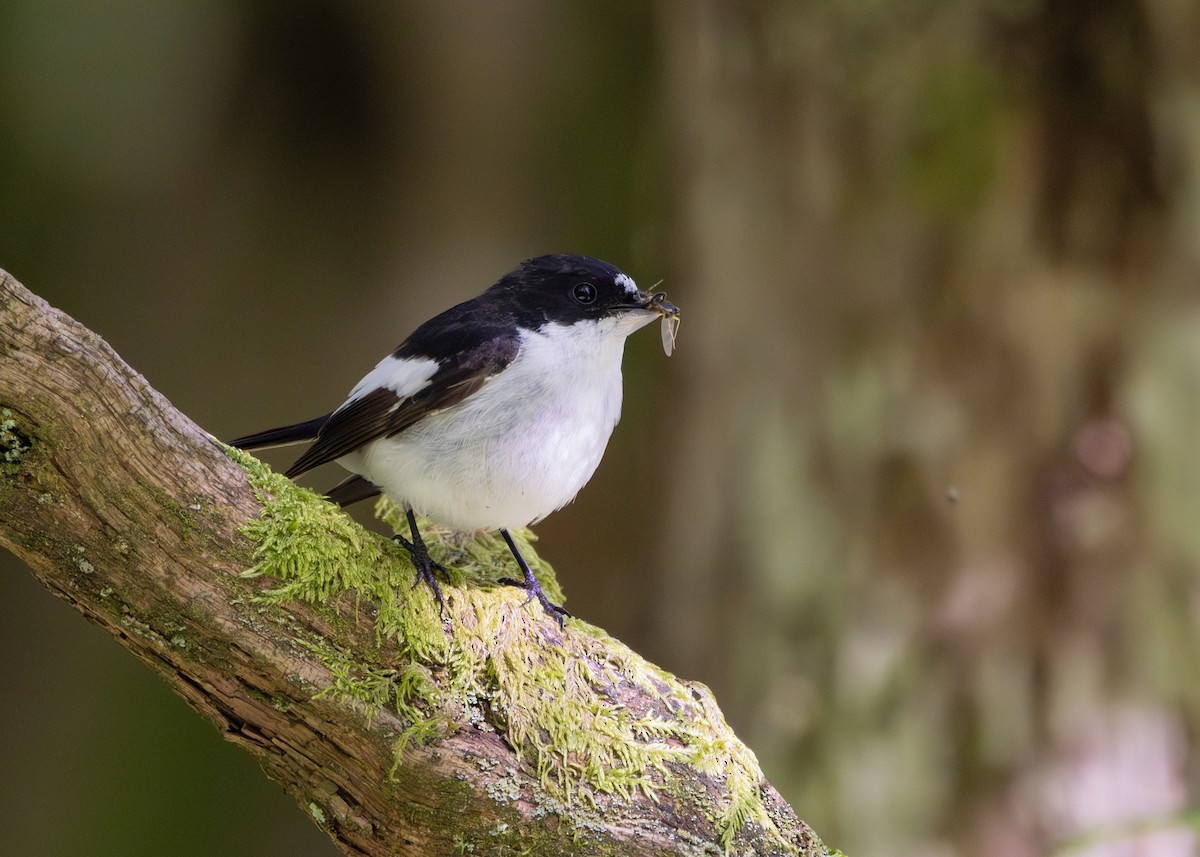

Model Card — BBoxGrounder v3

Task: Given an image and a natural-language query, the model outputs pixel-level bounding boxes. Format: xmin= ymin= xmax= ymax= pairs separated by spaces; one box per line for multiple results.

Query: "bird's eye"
xmin=572 ymin=282 xmax=598 ymax=305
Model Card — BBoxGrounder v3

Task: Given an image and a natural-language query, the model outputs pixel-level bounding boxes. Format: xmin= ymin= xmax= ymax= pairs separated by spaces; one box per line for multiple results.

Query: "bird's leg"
xmin=497 ymin=529 xmax=570 ymax=629
xmin=392 ymin=508 xmax=448 ymax=614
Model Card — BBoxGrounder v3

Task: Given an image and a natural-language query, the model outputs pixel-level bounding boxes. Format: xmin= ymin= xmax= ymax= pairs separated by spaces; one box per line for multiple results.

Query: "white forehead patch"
xmin=614 ymin=272 xmax=640 ymax=297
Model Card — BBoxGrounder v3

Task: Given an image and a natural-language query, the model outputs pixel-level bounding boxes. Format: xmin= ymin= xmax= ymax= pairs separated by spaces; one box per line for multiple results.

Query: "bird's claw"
xmin=498 ymin=575 xmax=571 ymax=629
xmin=393 ymin=533 xmax=447 ymax=616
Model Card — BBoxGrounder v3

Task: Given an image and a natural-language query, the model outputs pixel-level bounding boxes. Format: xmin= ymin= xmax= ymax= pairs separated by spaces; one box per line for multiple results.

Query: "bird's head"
xmin=495 ymin=254 xmax=679 ymax=336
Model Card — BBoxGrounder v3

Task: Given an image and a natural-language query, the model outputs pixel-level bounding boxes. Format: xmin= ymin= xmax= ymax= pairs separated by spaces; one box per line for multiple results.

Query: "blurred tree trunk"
xmin=656 ymin=1 xmax=1200 ymax=855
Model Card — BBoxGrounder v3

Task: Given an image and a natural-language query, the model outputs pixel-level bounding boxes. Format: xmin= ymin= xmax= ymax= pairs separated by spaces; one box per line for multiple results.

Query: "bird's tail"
xmin=227 ymin=414 xmax=331 ymax=451
xmin=227 ymin=414 xmax=382 ymax=507
xmin=324 ymin=474 xmax=383 ymax=506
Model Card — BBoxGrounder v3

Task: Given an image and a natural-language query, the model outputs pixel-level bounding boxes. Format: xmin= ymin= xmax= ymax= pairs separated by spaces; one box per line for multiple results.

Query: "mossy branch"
xmin=0 ymin=269 xmax=831 ymax=857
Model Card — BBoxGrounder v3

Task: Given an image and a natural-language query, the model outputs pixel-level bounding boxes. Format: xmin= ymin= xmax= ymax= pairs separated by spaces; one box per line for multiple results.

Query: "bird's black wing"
xmin=284 ymin=325 xmax=521 ymax=479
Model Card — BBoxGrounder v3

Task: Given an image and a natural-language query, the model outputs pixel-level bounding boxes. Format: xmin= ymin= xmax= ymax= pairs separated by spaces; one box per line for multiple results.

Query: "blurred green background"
xmin=4 ymin=2 xmax=1200 ymax=856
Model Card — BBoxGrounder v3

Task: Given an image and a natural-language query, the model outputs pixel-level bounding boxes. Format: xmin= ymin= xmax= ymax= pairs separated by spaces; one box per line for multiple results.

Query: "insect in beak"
xmin=645 ymin=291 xmax=681 ymax=357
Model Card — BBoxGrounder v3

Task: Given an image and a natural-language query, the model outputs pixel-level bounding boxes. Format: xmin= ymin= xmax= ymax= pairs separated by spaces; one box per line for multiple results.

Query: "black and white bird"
xmin=229 ymin=254 xmax=679 ymax=627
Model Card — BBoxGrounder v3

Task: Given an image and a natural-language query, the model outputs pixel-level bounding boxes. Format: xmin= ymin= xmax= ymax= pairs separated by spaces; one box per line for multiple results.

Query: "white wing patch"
xmin=343 ymin=354 xmax=440 ymax=407
xmin=614 ymin=272 xmax=640 ymax=298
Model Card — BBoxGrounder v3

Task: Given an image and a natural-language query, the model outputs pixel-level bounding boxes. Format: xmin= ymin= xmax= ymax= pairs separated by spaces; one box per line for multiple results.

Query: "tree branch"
xmin=0 ymin=270 xmax=829 ymax=857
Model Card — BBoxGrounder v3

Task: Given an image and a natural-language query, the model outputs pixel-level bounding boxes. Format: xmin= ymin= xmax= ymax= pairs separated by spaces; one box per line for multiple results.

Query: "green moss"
xmin=228 ymin=445 xmax=787 ymax=851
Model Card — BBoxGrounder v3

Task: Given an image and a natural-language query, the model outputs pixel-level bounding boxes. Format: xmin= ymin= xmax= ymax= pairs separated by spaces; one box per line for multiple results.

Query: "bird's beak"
xmin=636 ymin=290 xmax=680 ymax=320
xmin=618 ymin=289 xmax=681 ymax=352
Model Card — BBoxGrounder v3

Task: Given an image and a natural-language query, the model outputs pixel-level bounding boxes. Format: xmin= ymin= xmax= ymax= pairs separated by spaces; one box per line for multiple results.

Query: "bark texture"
xmin=0 ymin=270 xmax=828 ymax=857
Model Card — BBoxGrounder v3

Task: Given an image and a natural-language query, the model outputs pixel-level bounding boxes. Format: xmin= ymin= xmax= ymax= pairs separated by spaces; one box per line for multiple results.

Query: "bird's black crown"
xmin=490 ymin=254 xmax=646 ymax=328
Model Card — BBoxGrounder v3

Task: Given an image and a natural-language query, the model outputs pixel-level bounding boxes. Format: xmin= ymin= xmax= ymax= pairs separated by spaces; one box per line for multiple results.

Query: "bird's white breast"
xmin=340 ymin=315 xmax=653 ymax=532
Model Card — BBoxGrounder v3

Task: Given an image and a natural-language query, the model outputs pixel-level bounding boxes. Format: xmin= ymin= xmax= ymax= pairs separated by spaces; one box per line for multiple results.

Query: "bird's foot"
xmin=393 ymin=533 xmax=449 ymax=615
xmin=498 ymin=573 xmax=571 ymax=629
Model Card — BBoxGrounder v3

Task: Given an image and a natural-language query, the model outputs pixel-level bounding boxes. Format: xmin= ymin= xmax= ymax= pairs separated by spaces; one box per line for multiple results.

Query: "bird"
xmin=229 ymin=254 xmax=679 ymax=627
